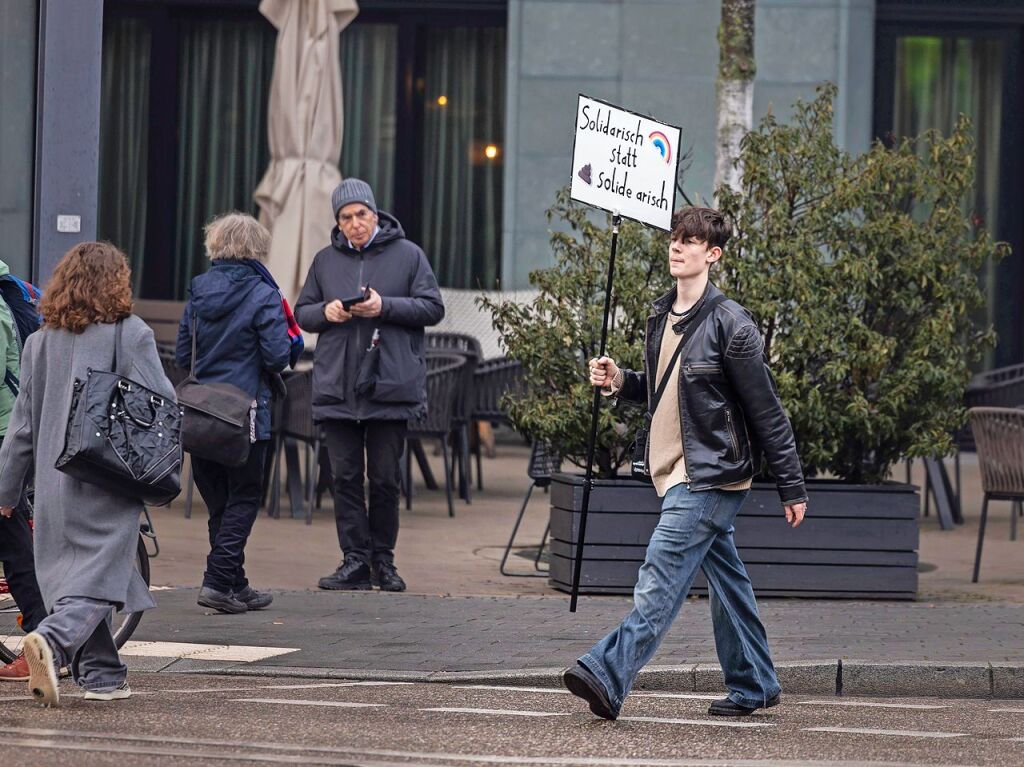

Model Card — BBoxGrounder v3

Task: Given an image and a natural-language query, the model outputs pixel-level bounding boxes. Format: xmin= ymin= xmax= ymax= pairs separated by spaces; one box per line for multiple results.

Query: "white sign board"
xmin=569 ymin=95 xmax=681 ymax=231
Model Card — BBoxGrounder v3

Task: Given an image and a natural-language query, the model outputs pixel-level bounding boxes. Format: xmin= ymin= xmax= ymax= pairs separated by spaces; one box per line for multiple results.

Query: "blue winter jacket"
xmin=175 ymin=261 xmax=290 ymax=440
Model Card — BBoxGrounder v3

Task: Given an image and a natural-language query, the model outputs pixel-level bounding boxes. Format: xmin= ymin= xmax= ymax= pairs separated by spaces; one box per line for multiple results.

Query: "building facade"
xmin=1 ymin=0 xmax=1021 ymax=364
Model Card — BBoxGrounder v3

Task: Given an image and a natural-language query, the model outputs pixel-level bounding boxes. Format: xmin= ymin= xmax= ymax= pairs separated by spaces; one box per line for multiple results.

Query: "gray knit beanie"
xmin=331 ymin=178 xmax=377 ymax=218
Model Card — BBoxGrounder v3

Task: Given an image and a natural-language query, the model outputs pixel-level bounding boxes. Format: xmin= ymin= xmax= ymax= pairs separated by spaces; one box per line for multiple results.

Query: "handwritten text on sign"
xmin=569 ymin=95 xmax=681 ymax=231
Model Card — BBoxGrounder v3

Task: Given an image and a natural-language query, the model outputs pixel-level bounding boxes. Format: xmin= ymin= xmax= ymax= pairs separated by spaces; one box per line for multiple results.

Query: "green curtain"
xmin=419 ymin=27 xmax=505 ymax=289
xmin=97 ymin=17 xmax=151 ymax=291
xmin=174 ymin=18 xmax=275 ymax=299
xmin=340 ymin=24 xmax=397 ymax=212
xmin=894 ymin=36 xmax=1004 ymax=367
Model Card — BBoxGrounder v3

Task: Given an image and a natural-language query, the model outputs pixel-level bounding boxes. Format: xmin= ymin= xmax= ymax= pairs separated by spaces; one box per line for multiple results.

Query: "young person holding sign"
xmin=563 ymin=206 xmax=808 ymax=720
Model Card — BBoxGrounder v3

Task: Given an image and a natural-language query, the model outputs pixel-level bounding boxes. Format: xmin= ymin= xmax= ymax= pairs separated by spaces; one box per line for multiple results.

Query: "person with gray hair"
xmin=175 ymin=212 xmax=291 ymax=614
xmin=296 ymin=178 xmax=444 ymax=592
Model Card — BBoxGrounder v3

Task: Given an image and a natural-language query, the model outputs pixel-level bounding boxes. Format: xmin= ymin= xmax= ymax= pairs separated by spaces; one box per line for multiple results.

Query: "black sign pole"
xmin=570 ymin=213 xmax=622 ymax=613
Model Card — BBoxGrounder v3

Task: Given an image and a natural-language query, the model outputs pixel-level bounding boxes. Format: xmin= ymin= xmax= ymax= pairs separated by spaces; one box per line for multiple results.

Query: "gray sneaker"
xmin=197 ymin=586 xmax=247 ymax=614
xmin=233 ymin=585 xmax=273 ymax=610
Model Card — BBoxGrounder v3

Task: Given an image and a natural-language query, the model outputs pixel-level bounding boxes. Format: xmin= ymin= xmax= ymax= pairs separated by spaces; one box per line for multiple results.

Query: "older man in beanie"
xmin=295 ymin=179 xmax=444 ymax=592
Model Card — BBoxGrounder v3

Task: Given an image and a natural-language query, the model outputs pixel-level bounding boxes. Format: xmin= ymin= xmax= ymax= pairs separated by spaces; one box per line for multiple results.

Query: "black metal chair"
xmin=425 ymin=332 xmax=482 ymax=504
xmin=405 ymin=355 xmax=465 ymax=518
xmin=500 ymin=442 xmax=561 ymax=577
xmin=968 ymin=407 xmax=1024 ymax=582
xmin=269 ymin=368 xmax=325 ymax=525
xmin=471 ymin=357 xmax=524 ymax=492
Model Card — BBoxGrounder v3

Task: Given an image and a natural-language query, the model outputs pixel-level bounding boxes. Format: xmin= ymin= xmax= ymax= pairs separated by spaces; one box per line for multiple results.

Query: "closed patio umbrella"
xmin=254 ymin=0 xmax=359 ymax=301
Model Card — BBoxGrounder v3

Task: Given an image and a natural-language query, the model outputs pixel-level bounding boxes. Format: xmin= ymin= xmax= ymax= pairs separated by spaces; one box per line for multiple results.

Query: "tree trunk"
xmin=715 ymin=0 xmax=756 ymax=197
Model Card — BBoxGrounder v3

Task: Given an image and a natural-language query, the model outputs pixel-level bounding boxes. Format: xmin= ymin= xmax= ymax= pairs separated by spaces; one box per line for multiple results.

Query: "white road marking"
xmin=453 ymin=684 xmax=570 ymax=694
xmin=795 ymin=700 xmax=951 ymax=710
xmin=232 ymin=697 xmax=385 ymax=708
xmin=120 ymin=640 xmax=298 ymax=662
xmin=0 ymin=727 xmax=976 ymax=766
xmin=619 ymin=716 xmax=771 ymax=729
xmin=989 ymin=707 xmax=1024 ymax=713
xmin=266 ymin=681 xmax=414 ymax=690
xmin=631 ymin=693 xmax=724 ymax=701
xmin=422 ymin=706 xmax=570 ymax=718
xmin=805 ymin=727 xmax=967 ymax=739
xmin=147 ymin=585 xmax=176 ymax=591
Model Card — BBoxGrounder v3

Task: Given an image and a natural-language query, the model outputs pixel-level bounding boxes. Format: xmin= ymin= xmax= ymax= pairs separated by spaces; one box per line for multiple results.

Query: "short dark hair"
xmin=670 ymin=206 xmax=731 ymax=250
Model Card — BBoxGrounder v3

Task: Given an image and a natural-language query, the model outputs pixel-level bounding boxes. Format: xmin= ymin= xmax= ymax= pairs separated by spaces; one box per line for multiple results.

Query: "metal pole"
xmin=570 ymin=214 xmax=621 ymax=613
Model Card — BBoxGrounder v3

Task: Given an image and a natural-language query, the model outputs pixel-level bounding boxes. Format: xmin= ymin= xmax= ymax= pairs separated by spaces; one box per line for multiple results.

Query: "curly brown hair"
xmin=40 ymin=242 xmax=134 ymax=333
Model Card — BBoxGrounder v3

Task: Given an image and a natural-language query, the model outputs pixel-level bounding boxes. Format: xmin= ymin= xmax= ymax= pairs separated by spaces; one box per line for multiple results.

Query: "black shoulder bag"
xmin=174 ymin=315 xmax=254 ymax=468
xmin=56 ymin=320 xmax=183 ymax=506
xmin=630 ymin=295 xmax=726 ymax=482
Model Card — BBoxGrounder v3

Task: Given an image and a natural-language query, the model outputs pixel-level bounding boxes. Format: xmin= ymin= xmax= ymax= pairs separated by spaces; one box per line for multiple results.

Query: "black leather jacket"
xmin=616 ymin=283 xmax=807 ymax=505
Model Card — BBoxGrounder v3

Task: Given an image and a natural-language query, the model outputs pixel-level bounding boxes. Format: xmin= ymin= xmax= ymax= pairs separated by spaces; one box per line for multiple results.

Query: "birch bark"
xmin=715 ymin=0 xmax=756 ymax=197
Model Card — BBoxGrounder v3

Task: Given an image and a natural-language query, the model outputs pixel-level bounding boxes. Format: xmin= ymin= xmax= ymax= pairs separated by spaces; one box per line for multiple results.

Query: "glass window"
xmin=173 ymin=17 xmax=276 ymax=298
xmin=419 ymin=27 xmax=505 ymax=289
xmin=98 ymin=17 xmax=152 ymax=292
xmin=892 ymin=35 xmax=1006 ymax=367
xmin=0 ymin=0 xmax=39 ymax=279
xmin=340 ymin=24 xmax=397 ymax=212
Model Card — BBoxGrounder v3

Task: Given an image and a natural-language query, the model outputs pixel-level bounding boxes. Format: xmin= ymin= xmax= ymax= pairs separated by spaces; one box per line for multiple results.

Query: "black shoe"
xmin=708 ymin=692 xmax=781 ymax=717
xmin=318 ymin=559 xmax=372 ymax=591
xmin=562 ymin=663 xmax=618 ymax=721
xmin=233 ymin=585 xmax=273 ymax=610
xmin=197 ymin=586 xmax=248 ymax=614
xmin=372 ymin=562 xmax=406 ymax=592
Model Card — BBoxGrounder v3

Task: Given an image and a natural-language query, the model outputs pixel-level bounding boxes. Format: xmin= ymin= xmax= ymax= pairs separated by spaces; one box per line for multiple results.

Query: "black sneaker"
xmin=562 ymin=663 xmax=618 ymax=720
xmin=372 ymin=562 xmax=406 ymax=592
xmin=233 ymin=585 xmax=273 ymax=610
xmin=708 ymin=692 xmax=781 ymax=717
xmin=197 ymin=586 xmax=248 ymax=614
xmin=318 ymin=559 xmax=372 ymax=591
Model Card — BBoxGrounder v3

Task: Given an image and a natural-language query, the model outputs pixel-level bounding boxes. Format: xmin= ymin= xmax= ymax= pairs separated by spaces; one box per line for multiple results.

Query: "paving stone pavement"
xmin=131 ymin=589 xmax=1024 ymax=673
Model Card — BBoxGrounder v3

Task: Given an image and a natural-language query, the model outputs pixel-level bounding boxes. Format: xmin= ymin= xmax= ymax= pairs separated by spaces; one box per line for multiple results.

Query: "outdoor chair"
xmin=269 ymin=368 xmax=327 ymax=525
xmin=499 ymin=441 xmax=561 ymax=577
xmin=404 ymin=354 xmax=466 ymax=518
xmin=425 ymin=332 xmax=482 ymax=504
xmin=910 ymin=363 xmax=1024 ymax=529
xmin=968 ymin=407 xmax=1024 ymax=582
xmin=471 ymin=357 xmax=524 ymax=491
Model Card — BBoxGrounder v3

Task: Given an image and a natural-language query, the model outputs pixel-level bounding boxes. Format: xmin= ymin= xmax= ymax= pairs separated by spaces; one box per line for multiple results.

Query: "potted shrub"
xmin=485 ymin=86 xmax=1007 ymax=599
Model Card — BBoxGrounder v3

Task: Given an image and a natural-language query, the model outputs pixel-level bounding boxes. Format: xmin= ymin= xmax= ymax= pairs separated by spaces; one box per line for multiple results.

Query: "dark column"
xmin=32 ymin=0 xmax=103 ymax=284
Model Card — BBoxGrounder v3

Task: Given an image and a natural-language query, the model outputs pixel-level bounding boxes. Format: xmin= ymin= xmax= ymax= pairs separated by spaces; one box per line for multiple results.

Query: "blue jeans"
xmin=579 ymin=483 xmax=780 ymax=714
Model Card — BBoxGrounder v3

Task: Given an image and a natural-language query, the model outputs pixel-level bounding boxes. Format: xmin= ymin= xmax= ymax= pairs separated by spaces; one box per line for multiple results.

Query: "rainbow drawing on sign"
xmin=649 ymin=131 xmax=672 ymax=164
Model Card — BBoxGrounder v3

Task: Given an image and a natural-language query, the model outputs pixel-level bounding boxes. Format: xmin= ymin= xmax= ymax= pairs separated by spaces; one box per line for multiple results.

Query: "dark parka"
xmin=175 ymin=262 xmax=291 ymax=440
xmin=294 ymin=211 xmax=444 ymax=422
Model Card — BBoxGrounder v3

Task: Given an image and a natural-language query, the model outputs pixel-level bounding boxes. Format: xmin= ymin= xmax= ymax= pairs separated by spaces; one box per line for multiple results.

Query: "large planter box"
xmin=548 ymin=473 xmax=919 ymax=600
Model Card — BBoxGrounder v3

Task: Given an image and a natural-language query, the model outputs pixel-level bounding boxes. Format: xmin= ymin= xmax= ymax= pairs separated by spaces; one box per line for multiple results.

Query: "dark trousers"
xmin=323 ymin=419 xmax=406 ymax=566
xmin=192 ymin=441 xmax=269 ymax=594
xmin=0 ymin=435 xmax=46 ymax=635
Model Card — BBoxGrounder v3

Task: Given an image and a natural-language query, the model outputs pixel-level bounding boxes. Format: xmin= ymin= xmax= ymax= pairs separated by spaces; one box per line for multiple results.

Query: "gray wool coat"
xmin=0 ymin=316 xmax=172 ymax=613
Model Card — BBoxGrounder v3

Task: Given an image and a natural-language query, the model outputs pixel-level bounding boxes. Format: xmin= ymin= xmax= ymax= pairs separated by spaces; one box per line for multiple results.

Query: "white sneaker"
xmin=23 ymin=633 xmax=59 ymax=707
xmin=84 ymin=682 xmax=131 ymax=701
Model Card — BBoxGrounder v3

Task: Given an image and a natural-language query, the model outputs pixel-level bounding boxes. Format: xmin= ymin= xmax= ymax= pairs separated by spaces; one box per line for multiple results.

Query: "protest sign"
xmin=570 ymin=94 xmax=681 ymax=231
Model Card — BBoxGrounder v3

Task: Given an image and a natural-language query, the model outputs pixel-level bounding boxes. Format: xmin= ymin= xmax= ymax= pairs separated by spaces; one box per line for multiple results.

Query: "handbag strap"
xmin=648 ymin=294 xmax=726 ymax=416
xmin=189 ymin=313 xmax=198 ymax=377
xmin=111 ymin=320 xmax=124 ymax=376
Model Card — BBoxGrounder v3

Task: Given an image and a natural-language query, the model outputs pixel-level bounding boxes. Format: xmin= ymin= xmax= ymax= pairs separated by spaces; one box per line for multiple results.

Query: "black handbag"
xmin=55 ymin=321 xmax=183 ymax=506
xmin=630 ymin=295 xmax=726 ymax=482
xmin=175 ymin=315 xmax=254 ymax=468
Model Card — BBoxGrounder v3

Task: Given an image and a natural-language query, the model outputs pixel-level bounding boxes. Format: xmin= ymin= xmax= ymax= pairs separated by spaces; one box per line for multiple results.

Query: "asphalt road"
xmin=0 ymin=673 xmax=1021 ymax=766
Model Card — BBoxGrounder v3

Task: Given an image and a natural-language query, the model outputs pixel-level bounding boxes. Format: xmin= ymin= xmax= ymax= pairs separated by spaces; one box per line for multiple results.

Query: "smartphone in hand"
xmin=341 ymin=285 xmax=371 ymax=311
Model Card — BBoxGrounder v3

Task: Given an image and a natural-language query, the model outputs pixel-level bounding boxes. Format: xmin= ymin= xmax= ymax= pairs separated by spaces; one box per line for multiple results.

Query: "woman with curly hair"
xmin=0 ymin=241 xmax=174 ymax=707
